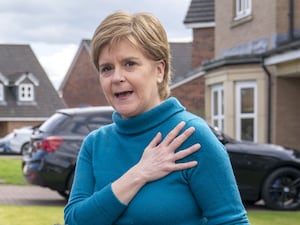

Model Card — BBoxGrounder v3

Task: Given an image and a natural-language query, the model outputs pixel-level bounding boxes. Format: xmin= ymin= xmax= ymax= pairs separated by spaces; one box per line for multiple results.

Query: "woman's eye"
xmin=125 ymin=61 xmax=136 ymax=67
xmin=100 ymin=65 xmax=112 ymax=75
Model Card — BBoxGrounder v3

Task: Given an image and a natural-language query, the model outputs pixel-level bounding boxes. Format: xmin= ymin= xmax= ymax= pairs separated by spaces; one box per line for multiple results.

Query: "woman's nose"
xmin=112 ymin=68 xmax=125 ymax=83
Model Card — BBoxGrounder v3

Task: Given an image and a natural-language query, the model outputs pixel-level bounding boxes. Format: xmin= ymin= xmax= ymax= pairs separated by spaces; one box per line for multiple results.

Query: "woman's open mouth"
xmin=115 ymin=91 xmax=133 ymax=98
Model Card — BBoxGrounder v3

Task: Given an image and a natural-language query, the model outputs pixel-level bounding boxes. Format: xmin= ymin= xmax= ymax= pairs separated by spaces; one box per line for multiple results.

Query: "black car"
xmin=22 ymin=106 xmax=114 ymax=198
xmin=211 ymin=126 xmax=300 ymax=210
xmin=22 ymin=107 xmax=300 ymax=210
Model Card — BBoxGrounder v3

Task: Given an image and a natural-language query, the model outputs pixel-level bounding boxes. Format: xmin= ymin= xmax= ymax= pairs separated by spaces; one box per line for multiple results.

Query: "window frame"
xmin=18 ymin=83 xmax=35 ymax=102
xmin=235 ymin=0 xmax=252 ymax=20
xmin=235 ymin=81 xmax=257 ymax=142
xmin=0 ymin=83 xmax=3 ymax=101
xmin=211 ymin=84 xmax=224 ymax=131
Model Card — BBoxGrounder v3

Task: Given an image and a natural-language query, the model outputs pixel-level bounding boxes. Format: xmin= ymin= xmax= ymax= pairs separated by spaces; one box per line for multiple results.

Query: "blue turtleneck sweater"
xmin=64 ymin=97 xmax=249 ymax=225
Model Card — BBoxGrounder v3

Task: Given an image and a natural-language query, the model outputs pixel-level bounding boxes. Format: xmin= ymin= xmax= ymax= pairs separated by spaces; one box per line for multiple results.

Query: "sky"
xmin=0 ymin=0 xmax=192 ymax=89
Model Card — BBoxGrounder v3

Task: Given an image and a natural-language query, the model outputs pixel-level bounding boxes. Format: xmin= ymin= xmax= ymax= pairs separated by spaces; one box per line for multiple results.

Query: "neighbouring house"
xmin=59 ymin=40 xmax=193 ymax=108
xmin=58 ymin=40 xmax=108 ymax=108
xmin=0 ymin=44 xmax=66 ymax=137
xmin=182 ymin=0 xmax=300 ymax=150
xmin=171 ymin=0 xmax=215 ymax=116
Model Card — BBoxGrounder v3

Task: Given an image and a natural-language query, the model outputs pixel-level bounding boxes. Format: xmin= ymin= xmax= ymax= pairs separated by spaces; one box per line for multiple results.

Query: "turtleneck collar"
xmin=112 ymin=97 xmax=185 ymax=135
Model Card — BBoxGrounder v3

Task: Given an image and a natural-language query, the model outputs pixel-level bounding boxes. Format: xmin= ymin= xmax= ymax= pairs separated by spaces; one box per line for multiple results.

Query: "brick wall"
xmin=192 ymin=27 xmax=214 ymax=68
xmin=275 ymin=77 xmax=300 ymax=149
xmin=171 ymin=76 xmax=205 ymax=117
xmin=171 ymin=27 xmax=214 ymax=117
xmin=0 ymin=121 xmax=42 ymax=137
xmin=61 ymin=47 xmax=108 ymax=108
xmin=215 ymin=0 xmax=276 ymax=57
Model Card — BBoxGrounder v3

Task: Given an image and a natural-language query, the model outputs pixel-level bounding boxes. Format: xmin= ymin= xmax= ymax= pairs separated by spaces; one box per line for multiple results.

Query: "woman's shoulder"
xmin=84 ymin=123 xmax=116 ymax=142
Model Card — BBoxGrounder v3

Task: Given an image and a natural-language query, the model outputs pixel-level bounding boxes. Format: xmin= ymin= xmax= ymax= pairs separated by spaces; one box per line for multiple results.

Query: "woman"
xmin=64 ymin=11 xmax=250 ymax=225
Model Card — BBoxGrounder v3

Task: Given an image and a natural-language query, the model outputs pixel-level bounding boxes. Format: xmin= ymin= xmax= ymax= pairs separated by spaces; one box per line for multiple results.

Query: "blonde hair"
xmin=91 ymin=11 xmax=171 ymax=100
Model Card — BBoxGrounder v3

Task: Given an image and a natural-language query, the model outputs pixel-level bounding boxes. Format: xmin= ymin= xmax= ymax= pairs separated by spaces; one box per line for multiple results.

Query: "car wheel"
xmin=21 ymin=142 xmax=30 ymax=155
xmin=262 ymin=167 xmax=300 ymax=210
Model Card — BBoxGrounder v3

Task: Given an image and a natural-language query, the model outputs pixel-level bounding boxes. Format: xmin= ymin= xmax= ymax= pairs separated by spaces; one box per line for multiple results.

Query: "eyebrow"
xmin=99 ymin=56 xmax=141 ymax=67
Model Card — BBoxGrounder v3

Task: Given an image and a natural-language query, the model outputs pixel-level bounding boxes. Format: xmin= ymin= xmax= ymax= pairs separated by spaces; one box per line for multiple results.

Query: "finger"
xmin=168 ymin=126 xmax=195 ymax=150
xmin=147 ymin=132 xmax=162 ymax=149
xmin=173 ymin=161 xmax=198 ymax=171
xmin=174 ymin=143 xmax=201 ymax=161
xmin=161 ymin=121 xmax=186 ymax=146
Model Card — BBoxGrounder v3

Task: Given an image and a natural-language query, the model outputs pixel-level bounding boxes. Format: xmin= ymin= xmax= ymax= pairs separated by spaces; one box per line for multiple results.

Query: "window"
xmin=19 ymin=83 xmax=34 ymax=101
xmin=0 ymin=84 xmax=3 ymax=100
xmin=211 ymin=85 xmax=224 ymax=131
xmin=236 ymin=81 xmax=257 ymax=142
xmin=0 ymin=83 xmax=3 ymax=101
xmin=235 ymin=0 xmax=251 ymax=19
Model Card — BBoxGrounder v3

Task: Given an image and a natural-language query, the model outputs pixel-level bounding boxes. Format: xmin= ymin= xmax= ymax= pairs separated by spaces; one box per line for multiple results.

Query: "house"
xmin=59 ymin=40 xmax=193 ymax=108
xmin=0 ymin=44 xmax=66 ymax=136
xmin=58 ymin=40 xmax=108 ymax=108
xmin=171 ymin=0 xmax=215 ymax=116
xmin=182 ymin=0 xmax=300 ymax=150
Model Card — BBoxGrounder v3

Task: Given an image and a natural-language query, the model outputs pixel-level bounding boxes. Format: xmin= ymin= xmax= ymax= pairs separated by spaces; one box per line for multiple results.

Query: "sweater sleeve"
xmin=64 ymin=135 xmax=127 ymax=225
xmin=186 ymin=120 xmax=250 ymax=225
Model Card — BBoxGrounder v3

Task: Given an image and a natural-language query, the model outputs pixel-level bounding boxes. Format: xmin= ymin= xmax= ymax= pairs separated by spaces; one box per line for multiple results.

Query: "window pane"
xmin=241 ymin=87 xmax=254 ymax=113
xmin=0 ymin=84 xmax=3 ymax=100
xmin=221 ymin=89 xmax=224 ymax=114
xmin=213 ymin=119 xmax=218 ymax=128
xmin=213 ymin=91 xmax=218 ymax=116
xmin=241 ymin=118 xmax=254 ymax=141
xmin=19 ymin=84 xmax=34 ymax=101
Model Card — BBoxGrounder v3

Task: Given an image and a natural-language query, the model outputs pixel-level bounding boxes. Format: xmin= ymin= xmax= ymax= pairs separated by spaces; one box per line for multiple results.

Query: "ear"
xmin=156 ymin=60 xmax=165 ymax=84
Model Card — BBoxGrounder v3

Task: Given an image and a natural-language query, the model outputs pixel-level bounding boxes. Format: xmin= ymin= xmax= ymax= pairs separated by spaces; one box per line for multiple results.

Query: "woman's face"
xmin=98 ymin=39 xmax=165 ymax=118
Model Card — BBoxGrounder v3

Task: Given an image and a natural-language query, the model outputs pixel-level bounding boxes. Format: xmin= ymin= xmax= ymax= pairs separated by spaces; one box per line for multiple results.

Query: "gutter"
xmin=289 ymin=0 xmax=295 ymax=41
xmin=261 ymin=60 xmax=272 ymax=143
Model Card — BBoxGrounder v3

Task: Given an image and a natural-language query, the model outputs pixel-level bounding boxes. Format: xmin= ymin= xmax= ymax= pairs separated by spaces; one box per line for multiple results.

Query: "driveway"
xmin=0 ymin=185 xmax=66 ymax=206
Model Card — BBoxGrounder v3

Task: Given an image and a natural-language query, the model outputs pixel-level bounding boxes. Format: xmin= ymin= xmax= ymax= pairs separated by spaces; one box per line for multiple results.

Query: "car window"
xmin=67 ymin=112 xmax=113 ymax=135
xmin=87 ymin=113 xmax=113 ymax=131
xmin=39 ymin=113 xmax=70 ymax=133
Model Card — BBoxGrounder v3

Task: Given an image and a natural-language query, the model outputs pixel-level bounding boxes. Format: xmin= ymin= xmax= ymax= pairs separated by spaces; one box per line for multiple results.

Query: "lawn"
xmin=0 ymin=206 xmax=64 ymax=225
xmin=0 ymin=157 xmax=26 ymax=185
xmin=0 ymin=205 xmax=299 ymax=225
xmin=247 ymin=210 xmax=300 ymax=225
xmin=0 ymin=157 xmax=299 ymax=225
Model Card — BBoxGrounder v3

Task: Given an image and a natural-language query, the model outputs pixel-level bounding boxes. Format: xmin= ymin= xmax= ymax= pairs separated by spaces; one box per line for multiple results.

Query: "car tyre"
xmin=262 ymin=167 xmax=300 ymax=210
xmin=21 ymin=142 xmax=30 ymax=155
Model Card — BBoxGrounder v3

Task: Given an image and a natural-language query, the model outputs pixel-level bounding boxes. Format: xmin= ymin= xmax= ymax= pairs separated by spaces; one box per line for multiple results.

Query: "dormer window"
xmin=19 ymin=83 xmax=34 ymax=101
xmin=235 ymin=0 xmax=251 ymax=20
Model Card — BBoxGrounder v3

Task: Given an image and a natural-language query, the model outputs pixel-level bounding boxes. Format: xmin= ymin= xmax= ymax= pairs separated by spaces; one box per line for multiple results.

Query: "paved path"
xmin=0 ymin=185 xmax=66 ymax=206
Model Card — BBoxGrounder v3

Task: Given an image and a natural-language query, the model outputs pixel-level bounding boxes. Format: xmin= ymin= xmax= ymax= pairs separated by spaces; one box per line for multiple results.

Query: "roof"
xmin=59 ymin=40 xmax=193 ymax=92
xmin=0 ymin=44 xmax=66 ymax=120
xmin=170 ymin=42 xmax=193 ymax=84
xmin=58 ymin=39 xmax=91 ymax=92
xmin=183 ymin=0 xmax=215 ymax=25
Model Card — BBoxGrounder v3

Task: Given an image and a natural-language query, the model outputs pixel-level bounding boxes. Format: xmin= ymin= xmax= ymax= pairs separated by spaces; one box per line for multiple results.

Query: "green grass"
xmin=0 ymin=206 xmax=64 ymax=225
xmin=0 ymin=157 xmax=26 ymax=185
xmin=247 ymin=210 xmax=300 ymax=225
xmin=0 ymin=206 xmax=299 ymax=225
xmin=0 ymin=157 xmax=299 ymax=225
